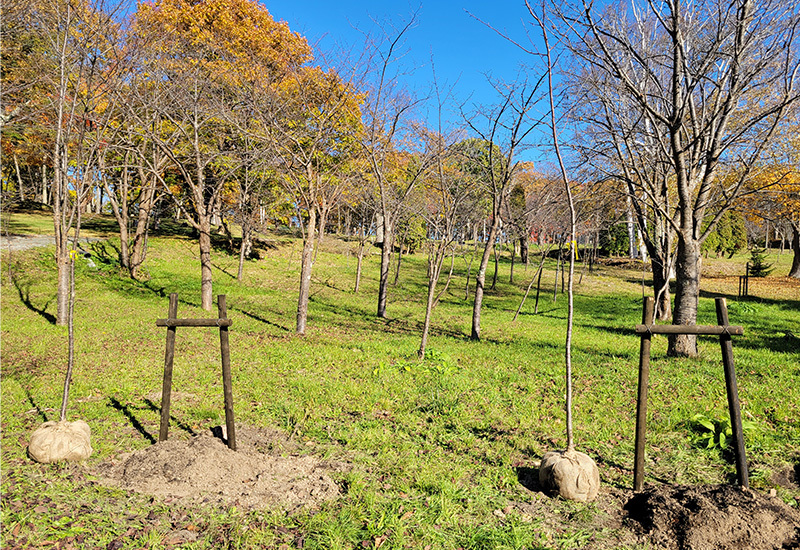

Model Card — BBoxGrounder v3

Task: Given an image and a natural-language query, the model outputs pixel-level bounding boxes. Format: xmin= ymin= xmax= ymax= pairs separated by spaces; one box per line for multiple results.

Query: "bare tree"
xmin=569 ymin=66 xmax=676 ymax=319
xmin=559 ymin=0 xmax=800 ymax=355
xmin=30 ymin=0 xmax=126 ymax=325
xmin=249 ymin=64 xmax=363 ymax=334
xmin=462 ymin=77 xmax=545 ymax=340
xmin=417 ymin=118 xmax=475 ymax=357
xmin=358 ymin=15 xmax=434 ymax=319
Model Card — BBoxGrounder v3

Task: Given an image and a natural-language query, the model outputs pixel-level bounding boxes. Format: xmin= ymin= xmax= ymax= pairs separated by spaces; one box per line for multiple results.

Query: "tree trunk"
xmin=510 ymin=241 xmax=516 ymax=283
xmin=237 ymin=223 xmax=250 ymax=281
xmin=668 ymin=234 xmax=701 ymax=357
xmin=317 ymin=205 xmax=327 ymax=244
xmin=534 ymin=266 xmax=543 ymax=314
xmin=789 ymin=222 xmax=800 ymax=279
xmin=520 ymin=236 xmax=528 ymax=265
xmin=53 ymin=143 xmax=70 ymax=326
xmin=130 ymin=180 xmax=156 ymax=279
xmin=377 ymin=225 xmax=393 ymax=318
xmin=118 ymin=217 xmax=130 ymax=269
xmin=41 ymin=165 xmax=48 ymax=205
xmin=419 ymin=262 xmax=439 ymax=358
xmin=355 ymin=238 xmax=365 ymax=293
xmin=471 ymin=219 xmax=500 ymax=340
xmin=650 ymin=254 xmax=672 ymax=321
xmin=553 ymin=242 xmax=562 ymax=303
xmin=491 ymin=243 xmax=499 ymax=290
xmin=55 ymin=251 xmax=70 ymax=326
xmin=296 ymin=208 xmax=316 ymax=334
xmin=198 ymin=215 xmax=214 ymax=311
xmin=393 ymin=241 xmax=403 ymax=286
xmin=14 ymin=154 xmax=25 ymax=200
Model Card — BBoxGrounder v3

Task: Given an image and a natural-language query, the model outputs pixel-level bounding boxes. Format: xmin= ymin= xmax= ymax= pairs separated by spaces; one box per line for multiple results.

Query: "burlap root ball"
xmin=28 ymin=420 xmax=93 ymax=463
xmin=538 ymin=448 xmax=600 ymax=503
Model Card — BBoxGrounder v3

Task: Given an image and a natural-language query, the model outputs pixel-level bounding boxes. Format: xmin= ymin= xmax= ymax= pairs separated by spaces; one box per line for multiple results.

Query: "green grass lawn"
xmin=2 ymin=211 xmax=799 ymax=549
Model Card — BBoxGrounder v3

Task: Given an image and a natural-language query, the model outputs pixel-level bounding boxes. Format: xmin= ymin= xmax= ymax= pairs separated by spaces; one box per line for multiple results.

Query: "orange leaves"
xmin=134 ymin=0 xmax=312 ymax=87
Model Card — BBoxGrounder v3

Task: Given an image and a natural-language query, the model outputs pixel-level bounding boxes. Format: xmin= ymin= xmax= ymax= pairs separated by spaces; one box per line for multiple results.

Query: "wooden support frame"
xmin=633 ymin=296 xmax=748 ymax=491
xmin=156 ymin=293 xmax=237 ymax=451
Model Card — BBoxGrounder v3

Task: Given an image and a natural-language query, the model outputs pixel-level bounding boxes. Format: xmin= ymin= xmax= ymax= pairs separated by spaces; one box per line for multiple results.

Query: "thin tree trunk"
xmin=553 ymin=242 xmax=562 ymax=303
xmin=377 ymin=224 xmax=393 ymax=318
xmin=491 ymin=242 xmax=500 ymax=290
xmin=534 ymin=266 xmax=544 ymax=314
xmin=510 ymin=240 xmax=516 ymax=283
xmin=60 ymin=204 xmax=82 ymax=422
xmin=354 ymin=239 xmax=365 ymax=292
xmin=419 ymin=253 xmax=442 ymax=358
xmin=513 ymin=260 xmax=546 ymax=322
xmin=130 ymin=179 xmax=156 ymax=279
xmin=14 ymin=154 xmax=25 ymax=200
xmin=393 ymin=241 xmax=403 ymax=286
xmin=520 ymin=236 xmax=528 ymax=265
xmin=463 ymin=243 xmax=476 ymax=300
xmin=237 ymin=223 xmax=250 ymax=281
xmin=393 ymin=223 xmax=410 ymax=286
xmin=471 ymin=220 xmax=500 ymax=340
xmin=788 ymin=222 xmax=800 ymax=278
xmin=41 ymin=165 xmax=48 ymax=204
xmin=198 ymin=214 xmax=214 ymax=311
xmin=296 ymin=208 xmax=317 ymax=335
xmin=651 ymin=254 xmax=672 ymax=320
xmin=54 ymin=162 xmax=70 ymax=326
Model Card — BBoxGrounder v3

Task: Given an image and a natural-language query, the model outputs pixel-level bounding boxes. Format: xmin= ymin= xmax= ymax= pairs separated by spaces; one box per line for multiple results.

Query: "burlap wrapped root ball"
xmin=539 ymin=449 xmax=600 ymax=502
xmin=28 ymin=420 xmax=93 ymax=463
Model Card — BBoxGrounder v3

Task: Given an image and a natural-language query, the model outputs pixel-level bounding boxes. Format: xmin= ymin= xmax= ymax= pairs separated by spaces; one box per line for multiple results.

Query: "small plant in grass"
xmin=691 ymin=413 xmax=756 ymax=451
xmin=727 ymin=301 xmax=758 ymax=316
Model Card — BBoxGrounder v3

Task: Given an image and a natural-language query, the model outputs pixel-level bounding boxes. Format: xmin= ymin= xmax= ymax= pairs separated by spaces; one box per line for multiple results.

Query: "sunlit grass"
xmin=2 ymin=210 xmax=799 ymax=549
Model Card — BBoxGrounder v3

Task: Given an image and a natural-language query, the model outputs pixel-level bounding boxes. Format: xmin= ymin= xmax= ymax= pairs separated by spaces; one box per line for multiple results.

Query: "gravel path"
xmin=1 ymin=234 xmax=100 ymax=252
xmin=1 ymin=234 xmax=56 ymax=251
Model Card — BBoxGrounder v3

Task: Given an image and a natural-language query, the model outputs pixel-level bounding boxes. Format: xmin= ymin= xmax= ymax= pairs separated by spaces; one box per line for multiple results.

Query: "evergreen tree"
xmin=748 ymin=247 xmax=774 ymax=277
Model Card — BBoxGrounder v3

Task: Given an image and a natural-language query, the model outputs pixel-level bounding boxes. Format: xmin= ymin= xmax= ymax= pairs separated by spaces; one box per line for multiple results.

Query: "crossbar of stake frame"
xmin=156 ymin=293 xmax=237 ymax=450
xmin=633 ymin=297 xmax=747 ymax=491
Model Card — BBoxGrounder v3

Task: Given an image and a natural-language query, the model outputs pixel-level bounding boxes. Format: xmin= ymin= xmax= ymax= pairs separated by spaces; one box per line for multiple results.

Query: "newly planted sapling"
xmin=29 ymin=189 xmax=93 ymax=463
xmin=532 ymin=4 xmax=599 ymax=502
xmin=28 ymin=245 xmax=93 ymax=463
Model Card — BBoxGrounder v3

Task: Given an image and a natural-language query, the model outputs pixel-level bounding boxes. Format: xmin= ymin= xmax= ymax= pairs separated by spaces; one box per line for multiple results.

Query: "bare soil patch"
xmin=516 ymin=468 xmax=800 ymax=549
xmin=94 ymin=425 xmax=346 ymax=511
xmin=623 ymin=484 xmax=800 ymax=550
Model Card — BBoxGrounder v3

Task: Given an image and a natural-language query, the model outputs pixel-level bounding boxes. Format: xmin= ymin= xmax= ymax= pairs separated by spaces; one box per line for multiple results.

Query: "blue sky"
xmin=264 ymin=1 xmax=542 ymax=129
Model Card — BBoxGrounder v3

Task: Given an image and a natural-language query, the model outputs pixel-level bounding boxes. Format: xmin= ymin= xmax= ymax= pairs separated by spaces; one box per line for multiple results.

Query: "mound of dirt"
xmin=94 ymin=425 xmax=345 ymax=511
xmin=624 ymin=484 xmax=800 ymax=550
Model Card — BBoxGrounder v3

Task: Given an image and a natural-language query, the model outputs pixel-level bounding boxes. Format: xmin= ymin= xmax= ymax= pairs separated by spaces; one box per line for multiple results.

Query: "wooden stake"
xmin=159 ymin=293 xmax=178 ymax=442
xmin=633 ymin=297 xmax=654 ymax=491
xmin=218 ymin=295 xmax=236 ymax=451
xmin=156 ymin=293 xmax=237 ymax=451
xmin=716 ymin=298 xmax=749 ymax=488
xmin=631 ymin=297 xmax=748 ymax=490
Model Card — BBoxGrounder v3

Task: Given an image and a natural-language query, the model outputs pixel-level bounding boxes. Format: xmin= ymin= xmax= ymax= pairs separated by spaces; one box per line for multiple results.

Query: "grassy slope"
xmin=2 ymin=211 xmax=799 ymax=549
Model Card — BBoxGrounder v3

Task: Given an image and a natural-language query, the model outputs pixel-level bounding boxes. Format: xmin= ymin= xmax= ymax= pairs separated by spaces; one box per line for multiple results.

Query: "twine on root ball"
xmin=28 ymin=420 xmax=93 ymax=463
xmin=539 ymin=447 xmax=600 ymax=503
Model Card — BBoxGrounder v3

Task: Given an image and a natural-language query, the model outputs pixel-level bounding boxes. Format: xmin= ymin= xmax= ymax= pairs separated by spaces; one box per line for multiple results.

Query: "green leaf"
xmin=692 ymin=414 xmax=715 ymax=432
